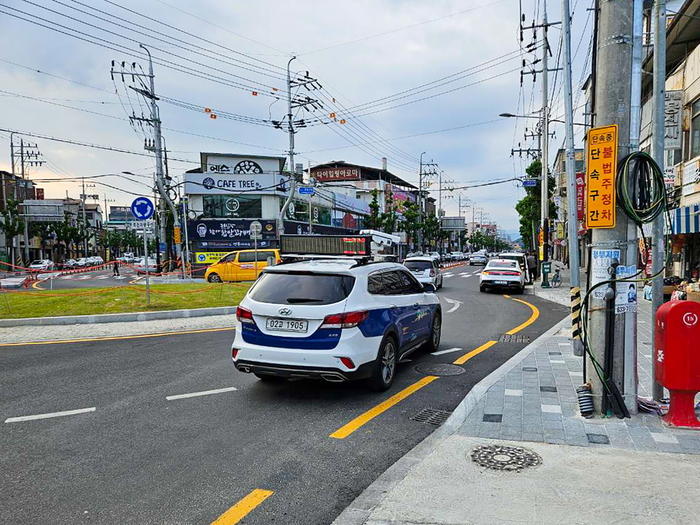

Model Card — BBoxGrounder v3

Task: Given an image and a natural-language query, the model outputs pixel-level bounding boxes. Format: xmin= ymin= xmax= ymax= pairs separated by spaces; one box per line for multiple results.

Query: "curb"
xmin=0 ymin=306 xmax=238 ymax=327
xmin=331 ymin=314 xmax=572 ymax=525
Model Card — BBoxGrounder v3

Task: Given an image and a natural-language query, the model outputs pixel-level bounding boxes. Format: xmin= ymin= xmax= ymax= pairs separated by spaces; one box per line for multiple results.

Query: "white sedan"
xmin=28 ymin=259 xmax=54 ymax=271
xmin=479 ymin=259 xmax=525 ymax=294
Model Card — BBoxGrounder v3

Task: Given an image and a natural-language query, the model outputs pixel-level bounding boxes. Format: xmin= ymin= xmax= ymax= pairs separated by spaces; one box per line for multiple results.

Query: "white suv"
xmin=231 ymin=260 xmax=442 ymax=391
xmin=403 ymin=256 xmax=442 ymax=290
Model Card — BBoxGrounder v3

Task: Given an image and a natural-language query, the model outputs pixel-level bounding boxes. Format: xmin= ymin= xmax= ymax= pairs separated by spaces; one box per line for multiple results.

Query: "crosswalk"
xmin=59 ymin=273 xmax=128 ymax=281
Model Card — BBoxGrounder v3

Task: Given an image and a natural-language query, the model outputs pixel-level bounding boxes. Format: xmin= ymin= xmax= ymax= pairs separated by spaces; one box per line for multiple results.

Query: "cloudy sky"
xmin=0 ymin=0 xmax=593 ymax=235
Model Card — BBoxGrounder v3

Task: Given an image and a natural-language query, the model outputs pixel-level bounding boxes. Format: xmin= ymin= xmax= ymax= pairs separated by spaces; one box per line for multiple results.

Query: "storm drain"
xmin=411 ymin=408 xmax=453 ymax=426
xmin=470 ymin=445 xmax=542 ymax=471
xmin=499 ymin=334 xmax=531 ymax=343
xmin=414 ymin=363 xmax=466 ymax=376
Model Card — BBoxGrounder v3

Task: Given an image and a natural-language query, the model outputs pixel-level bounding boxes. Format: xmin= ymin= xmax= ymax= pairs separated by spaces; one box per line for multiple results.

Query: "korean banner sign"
xmin=585 ymin=124 xmax=618 ymax=229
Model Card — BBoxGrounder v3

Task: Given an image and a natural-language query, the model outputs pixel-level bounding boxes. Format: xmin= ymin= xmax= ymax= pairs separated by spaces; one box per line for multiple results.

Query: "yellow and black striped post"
xmin=570 ymin=286 xmax=584 ymax=356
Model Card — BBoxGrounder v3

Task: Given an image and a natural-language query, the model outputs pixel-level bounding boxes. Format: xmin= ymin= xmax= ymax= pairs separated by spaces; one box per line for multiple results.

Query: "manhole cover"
xmin=411 ymin=408 xmax=453 ymax=426
xmin=414 ymin=363 xmax=466 ymax=376
xmin=499 ymin=334 xmax=531 ymax=343
xmin=470 ymin=445 xmax=542 ymax=471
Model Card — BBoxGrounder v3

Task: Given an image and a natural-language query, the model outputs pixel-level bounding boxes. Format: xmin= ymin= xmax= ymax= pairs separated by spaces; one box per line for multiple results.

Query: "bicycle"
xmin=550 ymin=268 xmax=562 ymax=287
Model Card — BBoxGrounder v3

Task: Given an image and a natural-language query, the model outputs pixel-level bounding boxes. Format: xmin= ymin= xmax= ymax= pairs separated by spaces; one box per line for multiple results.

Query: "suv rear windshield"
xmin=404 ymin=260 xmax=432 ymax=271
xmin=249 ymin=272 xmax=355 ymax=305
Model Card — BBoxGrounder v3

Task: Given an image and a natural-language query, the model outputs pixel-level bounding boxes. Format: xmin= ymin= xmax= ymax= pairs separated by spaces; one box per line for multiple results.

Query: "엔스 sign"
xmin=585 ymin=124 xmax=618 ymax=229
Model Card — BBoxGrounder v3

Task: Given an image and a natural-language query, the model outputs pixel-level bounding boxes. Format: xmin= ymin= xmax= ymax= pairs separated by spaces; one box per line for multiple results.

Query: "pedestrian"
xmin=113 ymin=260 xmax=120 ymax=277
xmin=526 ymin=252 xmax=537 ymax=281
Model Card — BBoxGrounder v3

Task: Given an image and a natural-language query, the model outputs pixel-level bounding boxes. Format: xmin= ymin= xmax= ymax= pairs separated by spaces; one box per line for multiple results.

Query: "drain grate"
xmin=414 ymin=363 xmax=466 ymax=376
xmin=470 ymin=445 xmax=542 ymax=471
xmin=540 ymin=386 xmax=558 ymax=393
xmin=522 ymin=366 xmax=538 ymax=372
xmin=500 ymin=334 xmax=531 ymax=343
xmin=411 ymin=408 xmax=453 ymax=426
xmin=586 ymin=433 xmax=610 ymax=445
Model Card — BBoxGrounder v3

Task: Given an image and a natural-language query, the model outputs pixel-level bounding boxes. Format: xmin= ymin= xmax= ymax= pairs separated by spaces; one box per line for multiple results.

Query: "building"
xmin=184 ymin=153 xmax=371 ymax=265
xmin=551 ymin=148 xmax=584 ymax=262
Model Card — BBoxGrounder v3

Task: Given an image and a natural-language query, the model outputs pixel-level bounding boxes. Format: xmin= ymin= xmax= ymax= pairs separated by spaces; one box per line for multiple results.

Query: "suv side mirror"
xmin=423 ymin=283 xmax=436 ymax=293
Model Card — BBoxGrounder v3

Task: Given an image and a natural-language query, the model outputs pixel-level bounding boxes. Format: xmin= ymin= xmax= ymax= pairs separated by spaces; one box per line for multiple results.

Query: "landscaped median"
xmin=0 ymin=283 xmax=251 ymax=319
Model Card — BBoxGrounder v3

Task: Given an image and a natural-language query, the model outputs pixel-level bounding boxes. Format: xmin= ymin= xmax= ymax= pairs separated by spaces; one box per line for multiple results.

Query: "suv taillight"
xmin=321 ymin=310 xmax=369 ymax=329
xmin=236 ymin=306 xmax=254 ymax=324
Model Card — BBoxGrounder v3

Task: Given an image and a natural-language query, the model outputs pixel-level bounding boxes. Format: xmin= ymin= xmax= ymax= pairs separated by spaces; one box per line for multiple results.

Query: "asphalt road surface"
xmin=0 ymin=266 xmax=568 ymax=525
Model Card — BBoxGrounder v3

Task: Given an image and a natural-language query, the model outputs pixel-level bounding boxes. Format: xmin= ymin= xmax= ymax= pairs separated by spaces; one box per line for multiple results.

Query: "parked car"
xmin=451 ymin=252 xmax=465 ymax=261
xmin=403 ymin=256 xmax=443 ymax=290
xmin=28 ymin=259 xmax=54 ymax=271
xmin=469 ymin=252 xmax=488 ymax=266
xmin=479 ymin=259 xmax=525 ymax=294
xmin=61 ymin=259 xmax=77 ymax=269
xmin=92 ymin=256 xmax=105 ymax=265
xmin=205 ymin=249 xmax=281 ymax=283
xmin=497 ymin=252 xmax=532 ymax=284
xmin=135 ymin=258 xmax=158 ymax=274
xmin=231 ymin=259 xmax=441 ymax=391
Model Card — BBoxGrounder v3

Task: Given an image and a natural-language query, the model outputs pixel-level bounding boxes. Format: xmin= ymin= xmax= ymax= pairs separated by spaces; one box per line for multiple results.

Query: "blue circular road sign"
xmin=131 ymin=197 xmax=155 ymax=220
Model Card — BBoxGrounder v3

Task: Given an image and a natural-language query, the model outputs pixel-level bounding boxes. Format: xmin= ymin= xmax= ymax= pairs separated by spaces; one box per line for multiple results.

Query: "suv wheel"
xmin=368 ymin=335 xmax=397 ymax=392
xmin=425 ymin=313 xmax=442 ymax=353
xmin=208 ymin=273 xmax=222 ymax=283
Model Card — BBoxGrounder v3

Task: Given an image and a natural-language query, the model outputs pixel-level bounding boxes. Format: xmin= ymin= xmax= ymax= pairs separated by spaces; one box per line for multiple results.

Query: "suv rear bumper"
xmin=235 ymin=360 xmax=374 ymax=382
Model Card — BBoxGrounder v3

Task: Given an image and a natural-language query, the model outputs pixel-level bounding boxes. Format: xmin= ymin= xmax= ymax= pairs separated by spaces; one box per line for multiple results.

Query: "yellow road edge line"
xmin=0 ymin=327 xmax=235 ymax=347
xmin=31 ymin=281 xmax=44 ymax=290
xmin=505 ymin=297 xmax=540 ymax=335
xmin=211 ymin=489 xmax=274 ymax=525
xmin=453 ymin=340 xmax=498 ymax=365
xmin=330 ymin=375 xmax=439 ymax=440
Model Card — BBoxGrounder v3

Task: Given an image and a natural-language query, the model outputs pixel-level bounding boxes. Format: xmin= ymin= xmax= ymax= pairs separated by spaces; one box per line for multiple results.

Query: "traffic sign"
xmin=585 ymin=124 xmax=618 ymax=229
xmin=131 ymin=197 xmax=155 ymax=220
xmin=523 ymin=179 xmax=537 ymax=188
xmin=298 ymin=186 xmax=314 ymax=195
xmin=250 ymin=221 xmax=263 ymax=235
xmin=129 ymin=220 xmax=154 ymax=231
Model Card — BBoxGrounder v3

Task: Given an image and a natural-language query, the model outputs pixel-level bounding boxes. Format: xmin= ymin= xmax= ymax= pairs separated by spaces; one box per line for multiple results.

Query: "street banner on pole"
xmin=585 ymin=124 xmax=618 ymax=229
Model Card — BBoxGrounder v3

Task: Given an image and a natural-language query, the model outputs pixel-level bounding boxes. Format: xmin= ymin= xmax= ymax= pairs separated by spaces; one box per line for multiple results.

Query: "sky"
xmin=0 ymin=0 xmax=594 ymax=236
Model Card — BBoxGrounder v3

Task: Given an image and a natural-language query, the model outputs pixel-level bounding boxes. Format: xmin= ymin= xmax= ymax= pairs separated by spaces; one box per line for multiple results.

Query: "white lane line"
xmin=166 ymin=386 xmax=238 ymax=401
xmin=443 ymin=274 xmax=453 ymax=278
xmin=5 ymin=407 xmax=96 ymax=423
xmin=431 ymin=347 xmax=463 ymax=356
xmin=442 ymin=296 xmax=463 ymax=314
xmin=458 ymin=272 xmax=469 ymax=276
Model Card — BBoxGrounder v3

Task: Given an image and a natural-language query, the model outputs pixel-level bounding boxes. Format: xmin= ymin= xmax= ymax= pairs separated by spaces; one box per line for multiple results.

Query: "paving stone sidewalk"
xmin=458 ymin=297 xmax=700 ymax=454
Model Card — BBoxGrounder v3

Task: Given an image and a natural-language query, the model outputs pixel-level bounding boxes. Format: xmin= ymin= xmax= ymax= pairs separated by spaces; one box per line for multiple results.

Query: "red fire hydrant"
xmin=655 ymin=300 xmax=700 ymax=428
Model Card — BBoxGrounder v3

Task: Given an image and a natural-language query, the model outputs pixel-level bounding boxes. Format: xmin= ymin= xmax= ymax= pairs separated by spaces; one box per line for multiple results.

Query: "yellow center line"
xmin=330 ymin=375 xmax=439 ymax=439
xmin=505 ymin=297 xmax=540 ymax=335
xmin=0 ymin=327 xmax=235 ymax=347
xmin=31 ymin=281 xmax=44 ymax=290
xmin=211 ymin=489 xmax=274 ymax=525
xmin=452 ymin=340 xmax=498 ymax=365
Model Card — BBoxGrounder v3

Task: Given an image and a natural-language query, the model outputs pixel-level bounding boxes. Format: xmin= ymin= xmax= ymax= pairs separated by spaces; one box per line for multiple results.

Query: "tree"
xmin=380 ymin=188 xmax=399 ymax=234
xmin=398 ymin=201 xmax=422 ymax=248
xmin=515 ymin=160 xmax=557 ymax=251
xmin=0 ymin=199 xmax=25 ymax=266
xmin=421 ymin=215 xmax=441 ymax=249
xmin=365 ymin=189 xmax=383 ymax=230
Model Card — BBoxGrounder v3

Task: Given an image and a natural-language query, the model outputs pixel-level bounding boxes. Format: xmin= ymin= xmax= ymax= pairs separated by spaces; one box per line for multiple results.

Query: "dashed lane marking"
xmin=330 ymin=376 xmax=439 ymax=439
xmin=431 ymin=347 xmax=463 ymax=356
xmin=166 ymin=386 xmax=238 ymax=401
xmin=210 ymin=489 xmax=274 ymax=525
xmin=5 ymin=407 xmax=96 ymax=423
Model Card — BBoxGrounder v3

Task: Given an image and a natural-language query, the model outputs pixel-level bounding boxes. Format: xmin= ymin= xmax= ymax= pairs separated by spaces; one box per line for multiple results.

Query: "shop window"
xmin=203 ymin=195 xmax=261 ymax=218
xmin=691 ymin=98 xmax=700 ymax=159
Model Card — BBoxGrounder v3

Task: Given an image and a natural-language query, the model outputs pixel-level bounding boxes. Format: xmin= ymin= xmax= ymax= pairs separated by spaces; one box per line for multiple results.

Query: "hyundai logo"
xmin=278 ymin=307 xmax=292 ymax=316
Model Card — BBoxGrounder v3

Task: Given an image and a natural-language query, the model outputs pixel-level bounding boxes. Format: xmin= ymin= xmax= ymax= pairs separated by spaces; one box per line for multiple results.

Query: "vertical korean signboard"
xmin=585 ymin=124 xmax=618 ymax=229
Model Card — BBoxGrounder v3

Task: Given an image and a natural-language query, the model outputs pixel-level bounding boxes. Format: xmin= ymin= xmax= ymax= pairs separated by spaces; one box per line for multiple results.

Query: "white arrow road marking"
xmin=5 ymin=407 xmax=96 ymax=423
xmin=442 ymin=296 xmax=463 ymax=314
xmin=431 ymin=347 xmax=463 ymax=356
xmin=166 ymin=386 xmax=238 ymax=401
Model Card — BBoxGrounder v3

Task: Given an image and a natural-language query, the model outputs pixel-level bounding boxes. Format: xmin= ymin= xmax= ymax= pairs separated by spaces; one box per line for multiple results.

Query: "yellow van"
xmin=205 ymin=249 xmax=281 ymax=283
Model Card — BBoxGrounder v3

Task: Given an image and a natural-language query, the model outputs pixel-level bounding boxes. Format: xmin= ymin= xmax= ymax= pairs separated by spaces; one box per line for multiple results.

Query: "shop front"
xmin=187 ymin=218 xmax=277 ymax=266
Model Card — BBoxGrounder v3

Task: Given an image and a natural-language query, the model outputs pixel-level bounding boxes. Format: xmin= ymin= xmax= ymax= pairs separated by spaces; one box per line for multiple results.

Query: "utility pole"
xmin=20 ymin=139 xmax=30 ymax=264
xmin=561 ymin=0 xmax=584 ymax=359
xmin=540 ymin=1 xmax=551 ymax=289
xmin=81 ymin=177 xmax=90 ymax=257
xmin=277 ymin=56 xmax=321 ymax=239
xmin=650 ymin=0 xmax=666 ymax=401
xmin=586 ymin=0 xmax=634 ymax=414
xmin=112 ymin=46 xmax=183 ymax=276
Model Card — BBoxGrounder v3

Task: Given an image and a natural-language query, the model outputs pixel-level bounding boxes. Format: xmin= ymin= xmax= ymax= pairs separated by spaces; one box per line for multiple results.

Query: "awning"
xmin=669 ymin=204 xmax=700 ymax=235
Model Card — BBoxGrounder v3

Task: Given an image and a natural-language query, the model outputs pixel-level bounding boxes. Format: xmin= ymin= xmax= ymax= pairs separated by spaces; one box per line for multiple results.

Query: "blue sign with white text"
xmin=298 ymin=186 xmax=314 ymax=195
xmin=522 ymin=179 xmax=537 ymax=188
xmin=131 ymin=197 xmax=155 ymax=220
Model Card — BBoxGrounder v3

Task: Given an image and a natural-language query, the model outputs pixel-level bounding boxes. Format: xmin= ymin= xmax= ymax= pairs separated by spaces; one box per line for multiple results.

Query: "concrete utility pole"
xmin=540 ymin=1 xmax=551 ymax=288
xmin=561 ymin=0 xmax=584 ymax=358
xmin=650 ymin=0 xmax=666 ymax=401
xmin=81 ymin=176 xmax=88 ymax=257
xmin=587 ymin=0 xmax=634 ymax=413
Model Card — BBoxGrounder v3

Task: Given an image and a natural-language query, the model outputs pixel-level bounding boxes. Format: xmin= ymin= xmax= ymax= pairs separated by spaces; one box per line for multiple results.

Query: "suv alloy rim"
xmin=382 ymin=341 xmax=396 ymax=384
xmin=433 ymin=317 xmax=441 ymax=348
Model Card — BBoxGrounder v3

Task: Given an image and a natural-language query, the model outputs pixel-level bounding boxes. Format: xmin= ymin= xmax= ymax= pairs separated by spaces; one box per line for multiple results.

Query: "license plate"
xmin=265 ymin=318 xmax=308 ymax=333
xmin=494 ymin=280 xmax=508 ymax=285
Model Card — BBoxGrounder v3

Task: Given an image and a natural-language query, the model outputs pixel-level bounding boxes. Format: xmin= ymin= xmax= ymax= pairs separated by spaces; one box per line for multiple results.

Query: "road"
xmin=0 ymin=266 xmax=568 ymax=525
xmin=27 ymin=267 xmax=141 ymax=291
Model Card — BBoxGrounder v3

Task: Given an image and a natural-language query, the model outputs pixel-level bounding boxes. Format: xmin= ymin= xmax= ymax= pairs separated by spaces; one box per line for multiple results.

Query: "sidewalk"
xmin=334 ymin=284 xmax=700 ymax=525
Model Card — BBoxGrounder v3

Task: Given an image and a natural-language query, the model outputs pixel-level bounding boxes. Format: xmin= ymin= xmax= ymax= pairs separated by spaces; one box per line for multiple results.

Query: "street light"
xmin=499 ymin=113 xmax=587 ymax=127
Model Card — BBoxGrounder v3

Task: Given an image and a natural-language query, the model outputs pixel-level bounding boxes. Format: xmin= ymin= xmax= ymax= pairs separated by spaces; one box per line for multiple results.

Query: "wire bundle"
xmin=616 ymin=151 xmax=667 ymax=228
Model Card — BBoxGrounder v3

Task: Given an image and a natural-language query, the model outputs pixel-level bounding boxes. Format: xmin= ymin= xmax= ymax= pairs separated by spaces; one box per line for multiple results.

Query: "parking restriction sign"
xmin=585 ymin=124 xmax=618 ymax=229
